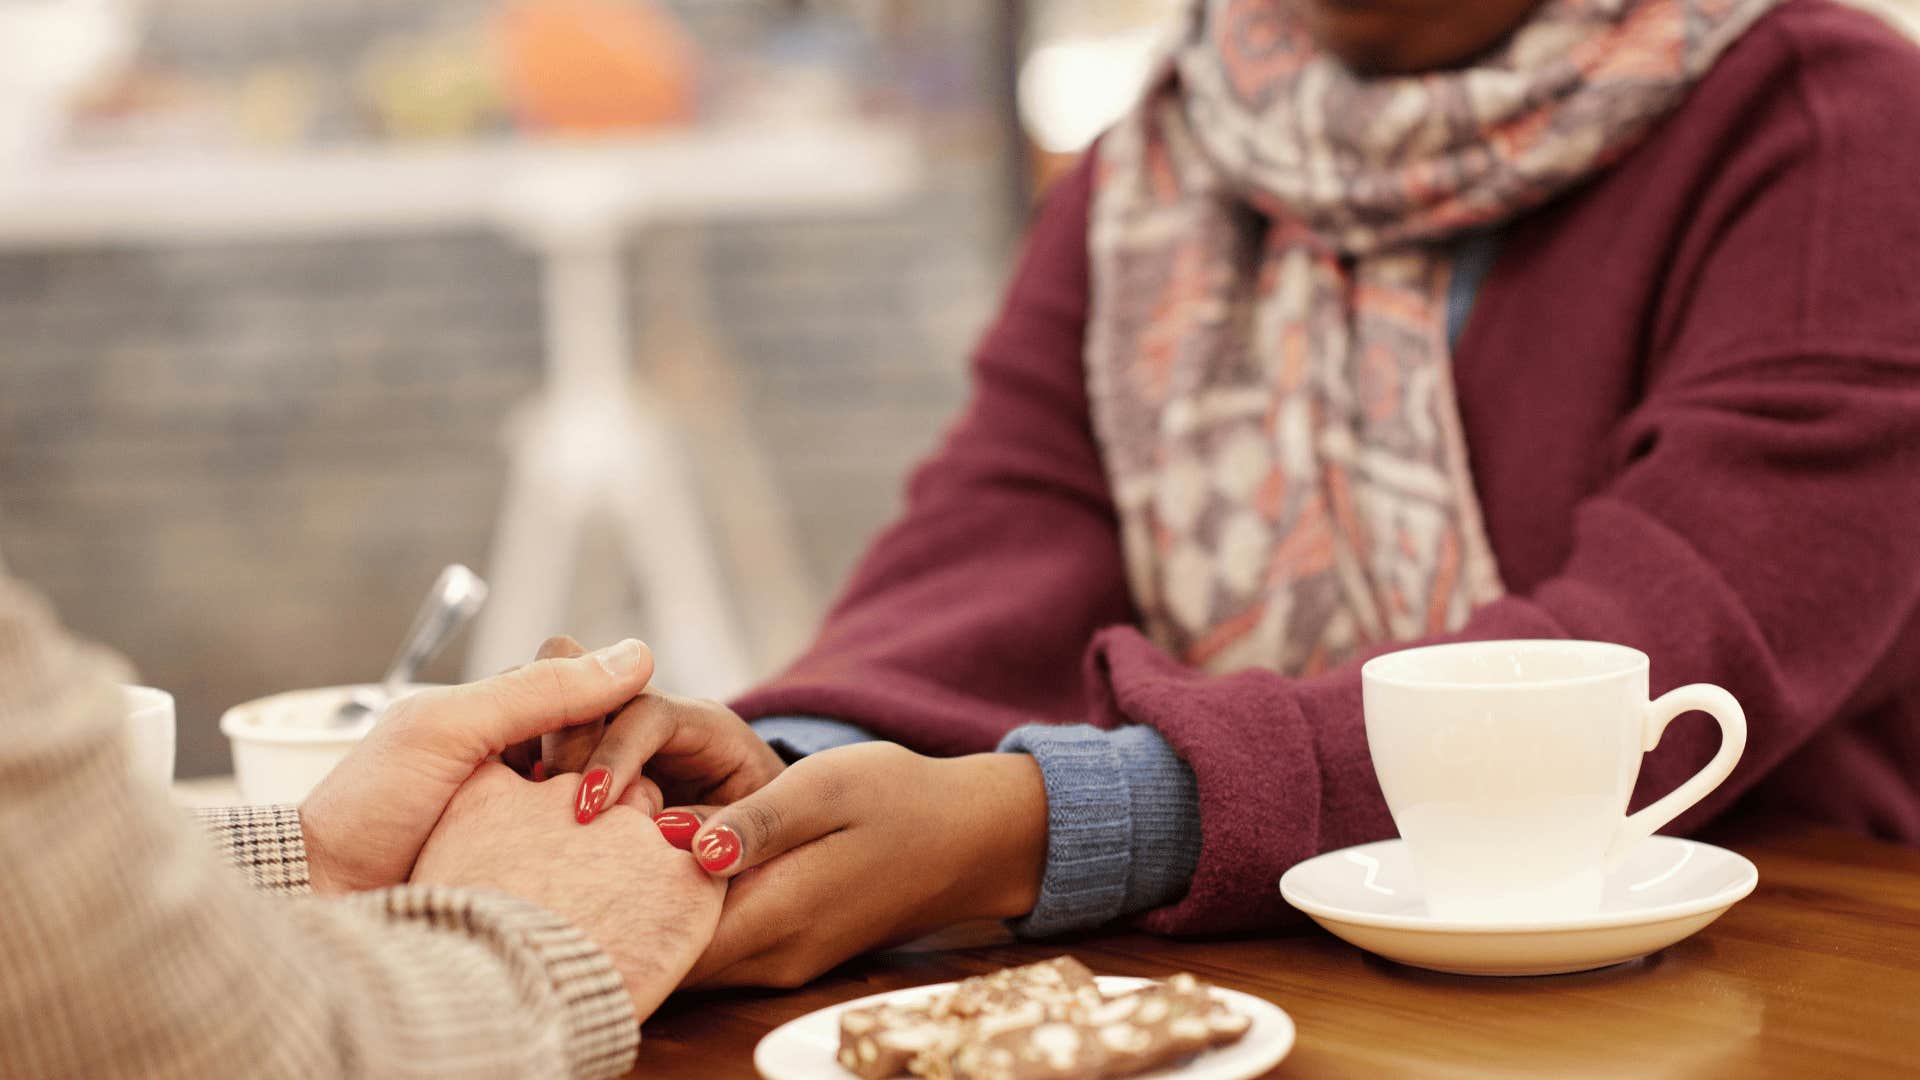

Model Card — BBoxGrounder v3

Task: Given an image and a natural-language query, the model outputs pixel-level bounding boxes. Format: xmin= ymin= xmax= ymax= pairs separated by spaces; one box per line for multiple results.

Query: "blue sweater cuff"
xmin=996 ymin=724 xmax=1200 ymax=938
xmin=749 ymin=716 xmax=877 ymax=763
xmin=747 ymin=716 xmax=1202 ymax=937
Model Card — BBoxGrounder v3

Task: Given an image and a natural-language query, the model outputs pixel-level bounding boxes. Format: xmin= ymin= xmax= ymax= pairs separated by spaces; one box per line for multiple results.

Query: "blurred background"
xmin=0 ymin=0 xmax=1914 ymax=779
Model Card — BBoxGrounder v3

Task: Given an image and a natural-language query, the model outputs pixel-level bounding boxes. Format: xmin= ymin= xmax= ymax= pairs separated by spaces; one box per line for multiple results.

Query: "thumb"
xmin=534 ymin=634 xmax=607 ymax=775
xmin=396 ymin=638 xmax=654 ymax=757
xmin=688 ymin=757 xmax=854 ymax=878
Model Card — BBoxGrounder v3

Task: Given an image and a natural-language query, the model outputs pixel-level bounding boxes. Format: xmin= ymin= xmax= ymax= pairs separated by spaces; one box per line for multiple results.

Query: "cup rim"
xmin=1361 ymin=639 xmax=1649 ymax=692
xmin=121 ymin=684 xmax=174 ymax=717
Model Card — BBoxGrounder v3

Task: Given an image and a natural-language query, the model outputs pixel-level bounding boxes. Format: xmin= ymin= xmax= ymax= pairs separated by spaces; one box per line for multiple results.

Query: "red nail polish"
xmin=531 ymin=761 xmax=548 ymax=782
xmin=695 ymin=826 xmax=741 ymax=873
xmin=576 ymin=767 xmax=612 ymax=824
xmin=653 ymin=811 xmax=700 ymax=850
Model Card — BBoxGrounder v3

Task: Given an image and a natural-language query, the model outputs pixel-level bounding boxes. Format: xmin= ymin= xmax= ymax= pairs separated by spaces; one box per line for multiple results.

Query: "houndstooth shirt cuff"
xmin=191 ymin=804 xmax=311 ymax=894
xmin=343 ymin=885 xmax=641 ymax=1078
xmin=192 ymin=805 xmax=640 ymax=1077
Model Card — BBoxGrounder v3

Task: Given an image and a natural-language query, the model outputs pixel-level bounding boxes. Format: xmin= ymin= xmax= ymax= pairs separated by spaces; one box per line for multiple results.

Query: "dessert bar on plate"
xmin=836 ymin=957 xmax=1251 ymax=1080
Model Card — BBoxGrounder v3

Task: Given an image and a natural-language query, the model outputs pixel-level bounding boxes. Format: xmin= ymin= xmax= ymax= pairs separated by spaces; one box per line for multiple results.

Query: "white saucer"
xmin=1279 ymin=836 xmax=1757 ymax=976
xmin=754 ymin=975 xmax=1294 ymax=1080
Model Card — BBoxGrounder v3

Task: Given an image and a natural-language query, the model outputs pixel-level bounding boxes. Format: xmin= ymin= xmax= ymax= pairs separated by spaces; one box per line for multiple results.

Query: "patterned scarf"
xmin=1087 ymin=0 xmax=1781 ymax=676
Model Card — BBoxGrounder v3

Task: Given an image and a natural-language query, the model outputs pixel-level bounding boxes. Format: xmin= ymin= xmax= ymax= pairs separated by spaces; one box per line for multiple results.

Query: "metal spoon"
xmin=333 ymin=564 xmax=490 ymax=726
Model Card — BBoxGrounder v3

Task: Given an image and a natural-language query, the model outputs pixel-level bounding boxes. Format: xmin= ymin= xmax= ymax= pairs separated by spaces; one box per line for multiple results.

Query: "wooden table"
xmin=633 ymin=824 xmax=1920 ymax=1078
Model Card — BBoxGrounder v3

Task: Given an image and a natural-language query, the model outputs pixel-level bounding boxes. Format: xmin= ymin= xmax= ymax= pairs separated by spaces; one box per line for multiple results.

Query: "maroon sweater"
xmin=734 ymin=0 xmax=1920 ymax=934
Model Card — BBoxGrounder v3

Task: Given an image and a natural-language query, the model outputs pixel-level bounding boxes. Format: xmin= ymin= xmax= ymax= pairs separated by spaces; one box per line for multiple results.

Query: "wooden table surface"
xmin=632 ymin=823 xmax=1920 ymax=1078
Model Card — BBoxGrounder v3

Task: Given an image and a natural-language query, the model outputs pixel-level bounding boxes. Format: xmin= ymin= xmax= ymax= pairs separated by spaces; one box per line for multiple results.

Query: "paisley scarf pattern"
xmin=1087 ymin=0 xmax=1782 ymax=675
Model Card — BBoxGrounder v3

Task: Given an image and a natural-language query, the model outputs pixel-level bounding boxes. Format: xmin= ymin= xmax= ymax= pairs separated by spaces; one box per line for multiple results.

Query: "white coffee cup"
xmin=121 ymin=684 xmax=176 ymax=787
xmin=1362 ymin=640 xmax=1746 ymax=922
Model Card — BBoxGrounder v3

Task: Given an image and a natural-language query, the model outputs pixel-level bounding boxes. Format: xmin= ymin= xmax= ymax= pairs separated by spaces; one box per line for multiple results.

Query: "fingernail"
xmin=576 ymin=767 xmax=612 ymax=824
xmin=695 ymin=826 xmax=741 ymax=873
xmin=531 ymin=760 xmax=548 ymax=782
xmin=653 ymin=811 xmax=700 ymax=850
xmin=590 ymin=639 xmax=646 ymax=677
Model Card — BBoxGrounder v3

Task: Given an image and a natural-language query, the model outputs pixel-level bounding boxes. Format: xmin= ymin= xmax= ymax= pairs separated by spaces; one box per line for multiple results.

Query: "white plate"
xmin=754 ymin=975 xmax=1294 ymax=1080
xmin=1279 ymin=835 xmax=1757 ymax=976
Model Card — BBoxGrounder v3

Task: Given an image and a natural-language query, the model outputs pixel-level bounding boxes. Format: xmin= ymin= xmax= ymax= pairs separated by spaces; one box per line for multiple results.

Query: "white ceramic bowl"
xmin=221 ymin=684 xmax=436 ymax=804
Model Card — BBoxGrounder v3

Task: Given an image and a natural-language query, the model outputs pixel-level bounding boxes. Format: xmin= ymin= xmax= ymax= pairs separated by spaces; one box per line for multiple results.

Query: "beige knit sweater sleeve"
xmin=0 ymin=576 xmax=640 ymax=1079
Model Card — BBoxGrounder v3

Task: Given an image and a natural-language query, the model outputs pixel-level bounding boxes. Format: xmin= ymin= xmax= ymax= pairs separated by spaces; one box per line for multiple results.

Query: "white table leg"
xmin=468 ymin=193 xmax=752 ymax=697
xmin=464 ymin=395 xmax=591 ymax=681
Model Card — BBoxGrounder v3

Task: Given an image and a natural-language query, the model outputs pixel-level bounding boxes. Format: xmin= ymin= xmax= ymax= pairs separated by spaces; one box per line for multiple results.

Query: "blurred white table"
xmin=0 ymin=126 xmax=920 ymax=695
xmin=171 ymin=775 xmax=243 ymax=808
xmin=0 ymin=127 xmax=917 ymax=246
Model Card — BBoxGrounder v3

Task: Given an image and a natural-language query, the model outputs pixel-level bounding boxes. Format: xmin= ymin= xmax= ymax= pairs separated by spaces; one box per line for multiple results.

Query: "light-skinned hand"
xmin=298 ymin=637 xmax=654 ymax=894
xmin=410 ymin=762 xmax=724 ymax=1018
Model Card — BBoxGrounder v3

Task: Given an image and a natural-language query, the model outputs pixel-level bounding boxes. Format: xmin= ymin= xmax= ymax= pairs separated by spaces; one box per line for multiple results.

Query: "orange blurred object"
xmin=494 ymin=0 xmax=698 ymax=133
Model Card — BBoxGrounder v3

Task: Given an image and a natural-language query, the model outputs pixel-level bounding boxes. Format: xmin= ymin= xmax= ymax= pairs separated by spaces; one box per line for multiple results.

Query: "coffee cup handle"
xmin=1605 ymin=683 xmax=1748 ymax=867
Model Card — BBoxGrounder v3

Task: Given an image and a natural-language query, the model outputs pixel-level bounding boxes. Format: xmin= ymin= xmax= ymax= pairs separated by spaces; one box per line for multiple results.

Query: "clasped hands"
xmin=297 ymin=635 xmax=1045 ymax=1019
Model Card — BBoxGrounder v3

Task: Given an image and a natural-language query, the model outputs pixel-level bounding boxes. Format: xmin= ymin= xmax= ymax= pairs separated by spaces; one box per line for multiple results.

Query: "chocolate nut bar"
xmin=839 ymin=1003 xmax=958 ymax=1079
xmin=1075 ymin=974 xmax=1252 ymax=1077
xmin=946 ymin=974 xmax=1249 ymax=1080
xmin=936 ymin=957 xmax=1102 ymax=1021
xmin=836 ymin=959 xmax=1251 ymax=1080
xmin=837 ymin=958 xmax=1102 ymax=1080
